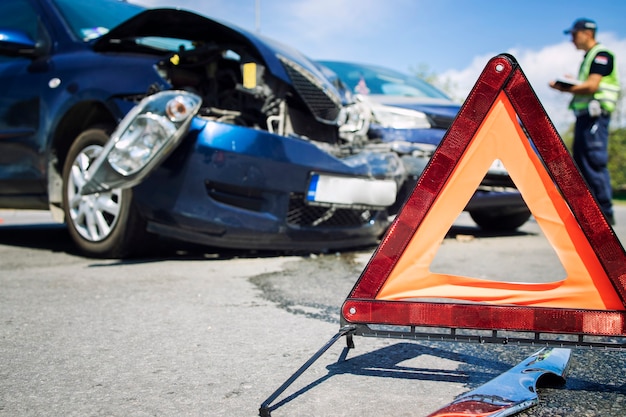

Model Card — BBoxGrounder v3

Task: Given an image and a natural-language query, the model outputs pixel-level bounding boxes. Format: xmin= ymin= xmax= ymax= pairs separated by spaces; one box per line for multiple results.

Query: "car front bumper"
xmin=132 ymin=118 xmax=405 ymax=251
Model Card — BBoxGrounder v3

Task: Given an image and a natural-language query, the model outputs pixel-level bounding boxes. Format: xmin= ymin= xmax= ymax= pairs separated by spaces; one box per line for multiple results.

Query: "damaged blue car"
xmin=0 ymin=0 xmax=405 ymax=257
xmin=1 ymin=0 xmax=532 ymax=259
xmin=319 ymin=61 xmax=531 ymax=232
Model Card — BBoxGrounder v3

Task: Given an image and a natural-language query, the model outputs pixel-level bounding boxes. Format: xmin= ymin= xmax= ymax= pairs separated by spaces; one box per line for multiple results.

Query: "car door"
xmin=0 ymin=0 xmax=51 ymax=208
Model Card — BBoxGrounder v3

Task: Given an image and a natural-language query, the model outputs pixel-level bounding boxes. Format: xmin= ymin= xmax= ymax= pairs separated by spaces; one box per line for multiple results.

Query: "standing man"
xmin=550 ymin=18 xmax=620 ymax=225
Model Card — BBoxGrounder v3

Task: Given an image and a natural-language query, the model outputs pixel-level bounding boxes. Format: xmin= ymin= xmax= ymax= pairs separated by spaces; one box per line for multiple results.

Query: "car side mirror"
xmin=0 ymin=28 xmax=44 ymax=58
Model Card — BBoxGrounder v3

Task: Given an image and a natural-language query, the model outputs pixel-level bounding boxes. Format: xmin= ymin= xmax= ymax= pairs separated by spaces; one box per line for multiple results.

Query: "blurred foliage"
xmin=609 ymin=127 xmax=626 ymax=191
xmin=409 ymin=64 xmax=459 ymax=100
xmin=560 ymin=124 xmax=574 ymax=151
xmin=561 ymin=125 xmax=626 ymax=191
xmin=555 ymin=125 xmax=625 ymax=193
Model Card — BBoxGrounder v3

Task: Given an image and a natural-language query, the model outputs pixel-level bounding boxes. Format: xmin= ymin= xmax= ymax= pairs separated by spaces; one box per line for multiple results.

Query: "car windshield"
xmin=319 ymin=61 xmax=450 ymax=100
xmin=52 ymin=0 xmax=144 ymax=41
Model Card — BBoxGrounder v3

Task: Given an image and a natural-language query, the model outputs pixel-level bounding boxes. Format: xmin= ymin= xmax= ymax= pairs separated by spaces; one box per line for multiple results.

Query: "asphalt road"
xmin=1 ymin=207 xmax=625 ymax=416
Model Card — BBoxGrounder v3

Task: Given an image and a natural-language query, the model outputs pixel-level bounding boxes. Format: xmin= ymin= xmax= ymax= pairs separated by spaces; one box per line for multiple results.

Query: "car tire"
xmin=62 ymin=126 xmax=148 ymax=258
xmin=469 ymin=209 xmax=532 ymax=232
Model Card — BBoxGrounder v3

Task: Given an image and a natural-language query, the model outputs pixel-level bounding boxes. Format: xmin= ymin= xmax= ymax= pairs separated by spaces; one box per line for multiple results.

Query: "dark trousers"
xmin=573 ymin=113 xmax=613 ymax=217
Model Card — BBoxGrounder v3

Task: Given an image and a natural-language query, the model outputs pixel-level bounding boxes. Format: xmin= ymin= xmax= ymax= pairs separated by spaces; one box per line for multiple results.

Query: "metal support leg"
xmin=259 ymin=325 xmax=356 ymax=417
xmin=346 ymin=331 xmax=354 ymax=349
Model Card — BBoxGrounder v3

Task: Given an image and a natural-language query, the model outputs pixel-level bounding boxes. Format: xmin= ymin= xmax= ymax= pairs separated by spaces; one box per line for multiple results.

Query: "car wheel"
xmin=469 ymin=209 xmax=532 ymax=231
xmin=62 ymin=127 xmax=148 ymax=258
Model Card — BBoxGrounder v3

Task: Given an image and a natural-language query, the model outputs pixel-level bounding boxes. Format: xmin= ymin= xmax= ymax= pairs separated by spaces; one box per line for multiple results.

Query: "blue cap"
xmin=564 ymin=18 xmax=597 ymax=34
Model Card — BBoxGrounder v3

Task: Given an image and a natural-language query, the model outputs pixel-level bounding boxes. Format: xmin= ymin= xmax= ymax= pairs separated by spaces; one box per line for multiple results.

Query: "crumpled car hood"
xmin=93 ymin=8 xmax=338 ymax=96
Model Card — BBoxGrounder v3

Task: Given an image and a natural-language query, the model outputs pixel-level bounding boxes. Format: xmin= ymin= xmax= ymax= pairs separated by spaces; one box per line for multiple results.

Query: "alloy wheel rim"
xmin=66 ymin=144 xmax=123 ymax=242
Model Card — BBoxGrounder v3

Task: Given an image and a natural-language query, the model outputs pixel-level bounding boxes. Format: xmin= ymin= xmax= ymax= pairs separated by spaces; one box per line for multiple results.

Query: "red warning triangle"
xmin=342 ymin=54 xmax=626 ymax=337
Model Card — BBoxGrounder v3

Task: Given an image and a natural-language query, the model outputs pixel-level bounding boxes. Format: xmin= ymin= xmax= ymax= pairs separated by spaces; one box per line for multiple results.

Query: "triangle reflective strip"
xmin=342 ymin=54 xmax=626 ymax=336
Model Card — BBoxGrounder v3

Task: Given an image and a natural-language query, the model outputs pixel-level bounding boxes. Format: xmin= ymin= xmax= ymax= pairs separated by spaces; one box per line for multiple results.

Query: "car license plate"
xmin=306 ymin=173 xmax=397 ymax=207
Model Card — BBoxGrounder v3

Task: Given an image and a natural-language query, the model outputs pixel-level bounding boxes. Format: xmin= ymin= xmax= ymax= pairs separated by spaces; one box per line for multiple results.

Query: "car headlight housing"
xmin=81 ymin=90 xmax=202 ymax=194
xmin=108 ymin=92 xmax=201 ymax=176
xmin=371 ymin=104 xmax=431 ymax=129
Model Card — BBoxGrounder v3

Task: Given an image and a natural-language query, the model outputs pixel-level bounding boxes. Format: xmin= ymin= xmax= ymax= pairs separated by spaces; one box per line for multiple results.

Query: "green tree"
xmin=560 ymin=125 xmax=626 ymax=193
xmin=409 ymin=64 xmax=459 ymax=100
xmin=609 ymin=127 xmax=626 ymax=192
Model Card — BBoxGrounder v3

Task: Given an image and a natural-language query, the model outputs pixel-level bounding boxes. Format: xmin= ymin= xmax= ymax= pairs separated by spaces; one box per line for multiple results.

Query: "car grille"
xmin=428 ymin=114 xmax=455 ymax=130
xmin=287 ymin=193 xmax=376 ymax=227
xmin=278 ymin=55 xmax=342 ymax=122
xmin=205 ymin=181 xmax=264 ymax=211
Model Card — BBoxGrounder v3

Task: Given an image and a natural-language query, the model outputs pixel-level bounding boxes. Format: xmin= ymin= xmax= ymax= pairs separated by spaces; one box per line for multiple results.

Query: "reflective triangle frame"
xmin=341 ymin=54 xmax=626 ymax=344
xmin=259 ymin=54 xmax=626 ymax=416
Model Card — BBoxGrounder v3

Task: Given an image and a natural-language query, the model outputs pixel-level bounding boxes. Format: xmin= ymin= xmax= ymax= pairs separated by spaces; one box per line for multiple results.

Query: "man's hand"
xmin=550 ymin=80 xmax=572 ymax=92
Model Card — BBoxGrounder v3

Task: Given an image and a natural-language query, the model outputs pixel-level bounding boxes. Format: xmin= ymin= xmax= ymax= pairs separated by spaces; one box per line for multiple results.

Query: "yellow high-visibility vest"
xmin=570 ymin=43 xmax=620 ymax=113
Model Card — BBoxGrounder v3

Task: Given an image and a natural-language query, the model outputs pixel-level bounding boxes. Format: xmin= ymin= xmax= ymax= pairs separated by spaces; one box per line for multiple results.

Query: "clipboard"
xmin=554 ymin=78 xmax=581 ymax=89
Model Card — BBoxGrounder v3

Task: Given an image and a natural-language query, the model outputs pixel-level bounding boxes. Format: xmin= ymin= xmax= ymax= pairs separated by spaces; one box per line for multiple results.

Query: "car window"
xmin=51 ymin=0 xmax=144 ymax=41
xmin=0 ymin=0 xmax=43 ymax=64
xmin=0 ymin=0 xmax=39 ymax=40
xmin=320 ymin=61 xmax=450 ymax=100
xmin=135 ymin=36 xmax=195 ymax=52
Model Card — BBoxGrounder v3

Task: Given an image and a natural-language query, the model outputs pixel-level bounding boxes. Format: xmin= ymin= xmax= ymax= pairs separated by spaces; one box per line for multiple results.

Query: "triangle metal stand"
xmin=259 ymin=325 xmax=356 ymax=417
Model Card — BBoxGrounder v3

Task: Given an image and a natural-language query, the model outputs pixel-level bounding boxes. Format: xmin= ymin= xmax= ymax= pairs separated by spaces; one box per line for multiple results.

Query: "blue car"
xmin=0 ymin=0 xmax=405 ymax=257
xmin=318 ymin=61 xmax=531 ymax=230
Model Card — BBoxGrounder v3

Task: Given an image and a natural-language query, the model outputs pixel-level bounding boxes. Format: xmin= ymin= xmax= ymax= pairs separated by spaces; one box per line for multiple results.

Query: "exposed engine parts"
xmin=156 ymin=43 xmax=369 ymax=148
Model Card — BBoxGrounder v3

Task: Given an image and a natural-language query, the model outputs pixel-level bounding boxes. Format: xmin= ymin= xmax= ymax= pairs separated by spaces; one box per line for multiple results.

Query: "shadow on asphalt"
xmin=267 ymin=340 xmax=625 ymax=415
xmin=0 ymin=223 xmax=80 ymax=255
xmin=0 ymin=222 xmax=289 ymax=261
xmin=266 ymin=341 xmax=515 ymax=413
xmin=445 ymin=224 xmax=533 ymax=239
xmin=0 ymin=221 xmax=533 ymax=263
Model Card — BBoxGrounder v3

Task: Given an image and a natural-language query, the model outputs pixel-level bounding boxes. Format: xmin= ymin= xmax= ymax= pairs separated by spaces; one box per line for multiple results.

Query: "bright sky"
xmin=133 ymin=0 xmax=626 ymax=131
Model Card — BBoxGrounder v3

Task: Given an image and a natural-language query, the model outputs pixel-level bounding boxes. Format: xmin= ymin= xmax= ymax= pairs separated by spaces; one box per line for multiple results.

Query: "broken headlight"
xmin=81 ymin=90 xmax=202 ymax=194
xmin=370 ymin=104 xmax=431 ymax=129
xmin=109 ymin=91 xmax=201 ymax=175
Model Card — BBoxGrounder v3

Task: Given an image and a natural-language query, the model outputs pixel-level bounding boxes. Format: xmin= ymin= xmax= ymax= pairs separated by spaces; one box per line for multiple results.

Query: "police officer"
xmin=550 ymin=18 xmax=620 ymax=225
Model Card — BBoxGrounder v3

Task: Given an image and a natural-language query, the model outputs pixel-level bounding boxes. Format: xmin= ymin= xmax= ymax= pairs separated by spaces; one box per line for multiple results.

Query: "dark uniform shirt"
xmin=588 ymin=50 xmax=614 ymax=77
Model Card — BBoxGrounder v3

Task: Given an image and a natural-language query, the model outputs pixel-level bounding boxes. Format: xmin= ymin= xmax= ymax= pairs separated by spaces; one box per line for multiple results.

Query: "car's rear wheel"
xmin=469 ymin=209 xmax=532 ymax=232
xmin=62 ymin=127 xmax=148 ymax=258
